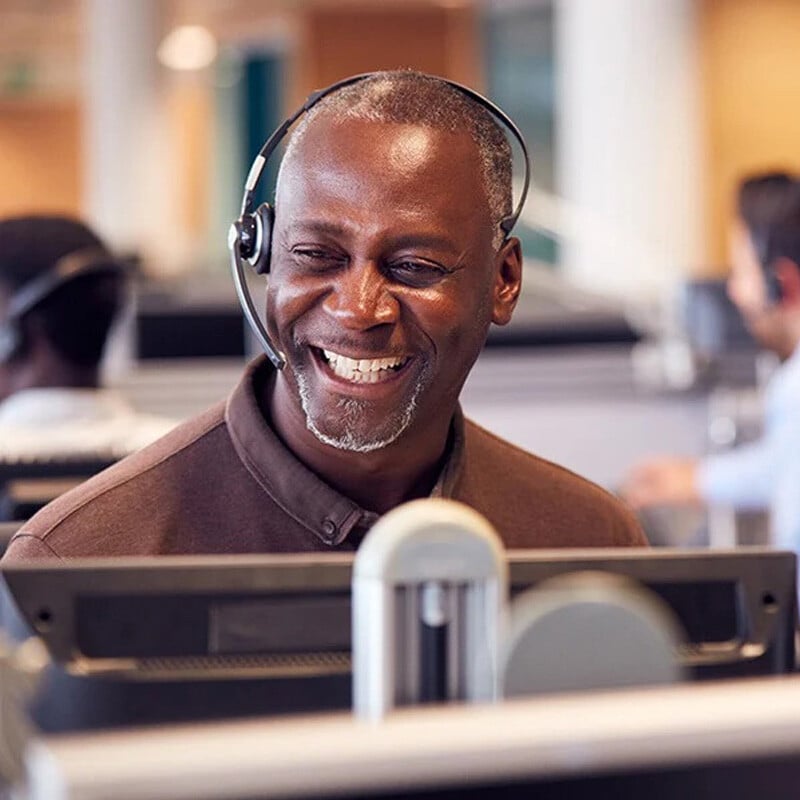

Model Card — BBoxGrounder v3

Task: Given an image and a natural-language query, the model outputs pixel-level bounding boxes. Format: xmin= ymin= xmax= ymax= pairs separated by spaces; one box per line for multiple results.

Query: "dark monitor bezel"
xmin=2 ymin=547 xmax=795 ymax=673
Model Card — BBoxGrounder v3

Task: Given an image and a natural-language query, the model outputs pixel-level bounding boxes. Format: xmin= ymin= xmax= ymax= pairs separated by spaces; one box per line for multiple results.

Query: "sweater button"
xmin=322 ymin=518 xmax=337 ymax=542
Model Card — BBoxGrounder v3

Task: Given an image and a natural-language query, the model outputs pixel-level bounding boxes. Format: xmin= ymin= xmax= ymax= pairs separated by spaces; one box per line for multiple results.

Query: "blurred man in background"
xmin=623 ymin=173 xmax=800 ymax=551
xmin=0 ymin=215 xmax=175 ymax=460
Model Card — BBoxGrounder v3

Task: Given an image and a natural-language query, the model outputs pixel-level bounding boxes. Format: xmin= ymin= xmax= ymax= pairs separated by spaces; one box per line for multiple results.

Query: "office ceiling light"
xmin=158 ymin=25 xmax=217 ymax=71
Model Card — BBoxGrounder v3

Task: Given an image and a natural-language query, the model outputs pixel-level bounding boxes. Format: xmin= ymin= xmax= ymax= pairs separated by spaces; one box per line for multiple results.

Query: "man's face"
xmin=267 ymin=116 xmax=520 ymax=452
xmin=727 ymin=218 xmax=783 ymax=350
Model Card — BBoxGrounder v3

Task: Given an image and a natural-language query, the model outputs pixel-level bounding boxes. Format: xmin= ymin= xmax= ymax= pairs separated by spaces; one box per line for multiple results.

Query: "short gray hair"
xmin=279 ymin=71 xmax=513 ymax=249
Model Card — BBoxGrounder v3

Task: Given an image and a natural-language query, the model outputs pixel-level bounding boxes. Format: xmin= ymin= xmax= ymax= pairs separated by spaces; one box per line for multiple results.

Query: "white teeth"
xmin=321 ymin=349 xmax=406 ymax=382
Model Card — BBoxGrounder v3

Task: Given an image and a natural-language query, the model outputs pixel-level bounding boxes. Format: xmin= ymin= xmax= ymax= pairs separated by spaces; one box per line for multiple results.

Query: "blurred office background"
xmin=1 ymin=0 xmax=799 ymax=543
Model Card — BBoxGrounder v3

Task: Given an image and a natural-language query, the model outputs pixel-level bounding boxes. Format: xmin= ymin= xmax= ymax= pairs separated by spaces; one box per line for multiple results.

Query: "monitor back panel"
xmin=2 ymin=548 xmax=795 ymax=731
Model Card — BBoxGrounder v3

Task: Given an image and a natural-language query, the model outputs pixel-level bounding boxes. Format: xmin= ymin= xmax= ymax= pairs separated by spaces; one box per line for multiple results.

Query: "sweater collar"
xmin=224 ymin=357 xmax=464 ymax=547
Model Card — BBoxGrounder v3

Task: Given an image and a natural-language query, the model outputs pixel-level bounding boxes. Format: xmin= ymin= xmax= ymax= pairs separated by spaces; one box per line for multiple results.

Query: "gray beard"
xmin=295 ymin=367 xmax=422 ymax=453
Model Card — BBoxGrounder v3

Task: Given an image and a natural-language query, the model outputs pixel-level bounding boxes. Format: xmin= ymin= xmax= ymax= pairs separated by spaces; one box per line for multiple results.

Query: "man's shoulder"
xmin=2 ymin=403 xmax=229 ymax=562
xmin=463 ymin=418 xmax=611 ymax=492
xmin=460 ymin=418 xmax=647 ymax=548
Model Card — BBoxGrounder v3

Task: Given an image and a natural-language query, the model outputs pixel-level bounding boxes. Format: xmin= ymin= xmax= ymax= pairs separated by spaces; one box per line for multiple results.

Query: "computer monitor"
xmin=507 ymin=547 xmax=797 ymax=681
xmin=680 ymin=277 xmax=758 ymax=356
xmin=1 ymin=547 xmax=795 ymax=733
xmin=1 ymin=553 xmax=354 ymax=732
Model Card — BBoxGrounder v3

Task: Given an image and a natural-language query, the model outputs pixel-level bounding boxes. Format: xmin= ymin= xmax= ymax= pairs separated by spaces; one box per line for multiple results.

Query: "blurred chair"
xmin=0 ymin=521 xmax=20 ymax=556
xmin=705 ymin=385 xmax=771 ymax=547
xmin=0 ymin=458 xmax=116 ymax=523
xmin=635 ymin=389 xmax=769 ymax=548
xmin=682 ymin=277 xmax=774 ymax=547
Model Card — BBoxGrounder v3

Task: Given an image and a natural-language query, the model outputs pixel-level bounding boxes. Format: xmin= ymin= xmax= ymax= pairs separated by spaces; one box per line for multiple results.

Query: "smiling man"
xmin=3 ymin=72 xmax=645 ymax=560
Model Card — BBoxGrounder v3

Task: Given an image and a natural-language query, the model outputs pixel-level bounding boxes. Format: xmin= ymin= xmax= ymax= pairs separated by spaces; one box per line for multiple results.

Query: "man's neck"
xmin=265 ymin=378 xmax=454 ymax=515
xmin=301 ymin=442 xmax=449 ymax=514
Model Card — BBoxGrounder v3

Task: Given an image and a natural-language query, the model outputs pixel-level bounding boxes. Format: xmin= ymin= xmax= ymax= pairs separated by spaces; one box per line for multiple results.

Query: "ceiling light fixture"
xmin=157 ymin=25 xmax=217 ymax=71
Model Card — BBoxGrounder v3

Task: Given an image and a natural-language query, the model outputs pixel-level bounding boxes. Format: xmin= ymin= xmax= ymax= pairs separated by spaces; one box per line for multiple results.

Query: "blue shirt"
xmin=697 ymin=344 xmax=800 ymax=549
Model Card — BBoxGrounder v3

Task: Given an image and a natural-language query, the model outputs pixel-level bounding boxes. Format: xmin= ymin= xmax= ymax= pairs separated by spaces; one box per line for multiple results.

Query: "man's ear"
xmin=491 ymin=237 xmax=522 ymax=326
xmin=775 ymin=258 xmax=800 ymax=305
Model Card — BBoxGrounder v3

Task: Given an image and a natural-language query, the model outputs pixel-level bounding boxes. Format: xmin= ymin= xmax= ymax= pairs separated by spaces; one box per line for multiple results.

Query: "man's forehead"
xmin=282 ymin=114 xmax=478 ymax=176
xmin=274 ymin=115 xmax=492 ymax=236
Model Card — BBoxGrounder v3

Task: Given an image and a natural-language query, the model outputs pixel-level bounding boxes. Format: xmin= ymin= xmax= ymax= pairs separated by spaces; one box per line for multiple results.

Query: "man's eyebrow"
xmin=284 ymin=220 xmax=349 ymax=238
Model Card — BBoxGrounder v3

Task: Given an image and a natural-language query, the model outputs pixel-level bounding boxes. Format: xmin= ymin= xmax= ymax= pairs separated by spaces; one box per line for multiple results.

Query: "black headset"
xmin=750 ymin=227 xmax=785 ymax=305
xmin=748 ymin=181 xmax=800 ymax=305
xmin=0 ymin=247 xmax=124 ymax=364
xmin=228 ymin=72 xmax=531 ymax=370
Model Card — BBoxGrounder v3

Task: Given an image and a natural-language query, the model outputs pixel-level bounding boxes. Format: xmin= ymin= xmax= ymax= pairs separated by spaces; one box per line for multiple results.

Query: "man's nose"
xmin=322 ymin=262 xmax=399 ymax=329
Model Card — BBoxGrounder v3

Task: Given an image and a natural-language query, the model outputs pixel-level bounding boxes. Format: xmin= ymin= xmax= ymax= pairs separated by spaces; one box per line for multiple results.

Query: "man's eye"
xmin=390 ymin=261 xmax=448 ymax=287
xmin=291 ymin=248 xmax=346 ymax=269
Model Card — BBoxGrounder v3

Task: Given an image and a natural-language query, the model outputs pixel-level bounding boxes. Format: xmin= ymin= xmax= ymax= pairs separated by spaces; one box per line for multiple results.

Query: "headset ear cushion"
xmin=248 ymin=203 xmax=274 ymax=275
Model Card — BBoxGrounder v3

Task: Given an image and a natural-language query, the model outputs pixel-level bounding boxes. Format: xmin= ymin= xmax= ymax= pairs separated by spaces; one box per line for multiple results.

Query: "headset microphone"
xmin=228 ymin=220 xmax=285 ymax=369
xmin=228 ymin=72 xmax=532 ymax=371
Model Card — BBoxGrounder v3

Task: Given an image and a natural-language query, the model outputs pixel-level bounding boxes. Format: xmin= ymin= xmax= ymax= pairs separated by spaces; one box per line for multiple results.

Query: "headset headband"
xmin=240 ymin=73 xmax=531 ymax=231
xmin=0 ymin=247 xmax=124 ymax=363
xmin=229 ymin=71 xmax=531 ymax=370
xmin=7 ymin=247 xmax=123 ymax=321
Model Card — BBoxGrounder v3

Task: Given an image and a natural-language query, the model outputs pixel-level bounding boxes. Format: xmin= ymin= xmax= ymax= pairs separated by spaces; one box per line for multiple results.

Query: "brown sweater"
xmin=3 ymin=358 xmax=646 ymax=560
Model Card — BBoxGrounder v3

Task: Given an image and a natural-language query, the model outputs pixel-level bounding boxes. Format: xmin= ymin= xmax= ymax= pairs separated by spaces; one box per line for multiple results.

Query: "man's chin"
xmin=294 ymin=363 xmax=425 ymax=454
xmin=302 ymin=400 xmax=412 ymax=453
xmin=301 ymin=393 xmax=419 ymax=453
xmin=306 ymin=420 xmax=401 ymax=453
